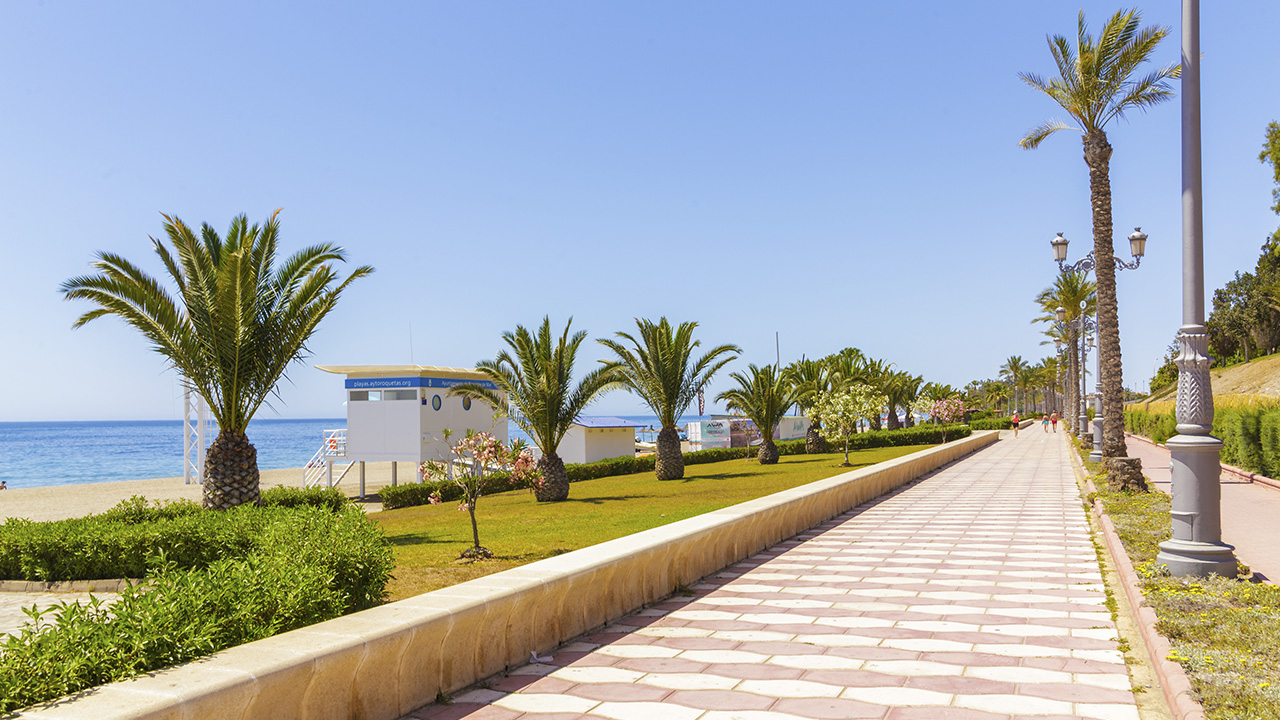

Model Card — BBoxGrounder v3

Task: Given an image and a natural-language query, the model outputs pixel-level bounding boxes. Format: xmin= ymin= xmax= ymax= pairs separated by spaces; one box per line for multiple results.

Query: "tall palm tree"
xmin=1000 ymin=356 xmax=1030 ymax=414
xmin=783 ymin=358 xmax=832 ymax=453
xmin=599 ymin=318 xmax=739 ymax=481
xmin=884 ymin=371 xmax=923 ymax=430
xmin=451 ymin=317 xmax=617 ymax=502
xmin=716 ymin=364 xmax=800 ymax=465
xmin=1019 ymin=8 xmax=1178 ymax=458
xmin=1033 ymin=271 xmax=1096 ymax=433
xmin=61 ymin=211 xmax=372 ymax=509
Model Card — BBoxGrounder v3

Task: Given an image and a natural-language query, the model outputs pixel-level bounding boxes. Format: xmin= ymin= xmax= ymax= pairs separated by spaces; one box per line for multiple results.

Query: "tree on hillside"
xmin=61 ymin=211 xmax=372 ymax=509
xmin=1019 ymin=9 xmax=1179 ymax=459
xmin=716 ymin=364 xmax=800 ymax=465
xmin=599 ymin=318 xmax=739 ymax=481
xmin=451 ymin=317 xmax=617 ymax=502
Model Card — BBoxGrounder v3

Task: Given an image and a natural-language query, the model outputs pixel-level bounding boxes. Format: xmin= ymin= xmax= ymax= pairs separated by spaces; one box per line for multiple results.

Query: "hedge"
xmin=0 ymin=498 xmax=392 ymax=611
xmin=0 ymin=497 xmax=394 ymax=713
xmin=967 ymin=418 xmax=1012 ymax=430
xmin=1126 ymin=404 xmax=1280 ymax=478
xmin=380 ymin=424 xmax=970 ymax=510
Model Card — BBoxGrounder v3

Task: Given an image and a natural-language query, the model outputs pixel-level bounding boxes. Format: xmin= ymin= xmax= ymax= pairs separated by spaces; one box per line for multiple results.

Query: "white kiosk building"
xmin=559 ymin=417 xmax=646 ymax=464
xmin=310 ymin=365 xmax=507 ymax=494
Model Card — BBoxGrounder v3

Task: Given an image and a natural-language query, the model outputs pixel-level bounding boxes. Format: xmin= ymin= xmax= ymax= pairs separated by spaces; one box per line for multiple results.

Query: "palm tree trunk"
xmin=655 ymin=426 xmax=684 ymax=480
xmin=757 ymin=438 xmax=779 ymax=464
xmin=886 ymin=402 xmax=901 ymax=430
xmin=1084 ymin=131 xmax=1129 ymax=459
xmin=536 ymin=452 xmax=570 ymax=502
xmin=805 ymin=423 xmax=828 ymax=454
xmin=203 ymin=430 xmax=260 ymax=509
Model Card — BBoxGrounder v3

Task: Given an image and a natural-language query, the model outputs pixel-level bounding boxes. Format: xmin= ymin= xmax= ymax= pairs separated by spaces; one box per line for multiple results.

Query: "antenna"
xmin=776 ymin=331 xmax=780 ymax=367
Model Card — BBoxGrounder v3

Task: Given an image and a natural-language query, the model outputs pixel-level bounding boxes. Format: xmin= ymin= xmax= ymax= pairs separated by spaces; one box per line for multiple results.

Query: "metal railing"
xmin=303 ymin=429 xmax=352 ymax=488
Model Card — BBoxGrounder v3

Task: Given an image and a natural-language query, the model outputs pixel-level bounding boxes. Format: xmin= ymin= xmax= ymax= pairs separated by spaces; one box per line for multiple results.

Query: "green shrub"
xmin=0 ymin=503 xmax=392 ymax=611
xmin=1261 ymin=410 xmax=1280 ymax=480
xmin=1218 ymin=408 xmax=1262 ymax=471
xmin=0 ymin=553 xmax=344 ymax=713
xmin=968 ymin=418 xmax=1012 ymax=430
xmin=260 ymin=485 xmax=351 ymax=512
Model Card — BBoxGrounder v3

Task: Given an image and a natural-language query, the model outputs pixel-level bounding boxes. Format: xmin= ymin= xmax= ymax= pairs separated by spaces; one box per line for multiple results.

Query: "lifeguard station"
xmin=308 ymin=365 xmax=507 ymax=496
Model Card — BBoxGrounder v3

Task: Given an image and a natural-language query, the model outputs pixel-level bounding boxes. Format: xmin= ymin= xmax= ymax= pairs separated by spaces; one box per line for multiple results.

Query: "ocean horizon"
xmin=0 ymin=415 xmax=723 ymax=490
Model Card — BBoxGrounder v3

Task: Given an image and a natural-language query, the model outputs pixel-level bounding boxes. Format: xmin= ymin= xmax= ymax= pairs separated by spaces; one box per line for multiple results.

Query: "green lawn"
xmin=374 ymin=445 xmax=926 ymax=600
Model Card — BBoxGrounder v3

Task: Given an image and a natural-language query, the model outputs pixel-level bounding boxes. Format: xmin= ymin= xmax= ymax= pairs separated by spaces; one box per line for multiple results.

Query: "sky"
xmin=2 ymin=1 xmax=1278 ymax=423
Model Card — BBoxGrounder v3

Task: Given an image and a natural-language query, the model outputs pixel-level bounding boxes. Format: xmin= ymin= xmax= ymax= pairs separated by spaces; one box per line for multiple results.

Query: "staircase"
xmin=303 ymin=429 xmax=354 ymax=488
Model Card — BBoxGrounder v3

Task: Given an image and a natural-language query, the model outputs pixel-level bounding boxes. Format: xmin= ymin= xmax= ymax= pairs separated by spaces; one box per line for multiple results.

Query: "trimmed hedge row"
xmin=379 ymin=424 xmax=970 ymax=510
xmin=0 ymin=494 xmax=394 ymax=713
xmin=967 ymin=418 xmax=1012 ymax=430
xmin=1125 ymin=405 xmax=1280 ymax=478
xmin=0 ymin=497 xmax=392 ymax=612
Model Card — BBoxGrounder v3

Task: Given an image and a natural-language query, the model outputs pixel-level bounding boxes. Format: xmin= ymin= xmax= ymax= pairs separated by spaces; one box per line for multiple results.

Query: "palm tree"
xmin=61 ymin=211 xmax=372 ymax=509
xmin=1033 ymin=271 xmax=1096 ymax=433
xmin=1000 ymin=356 xmax=1029 ymax=414
xmin=1019 ymin=8 xmax=1178 ymax=458
xmin=716 ymin=364 xmax=800 ymax=465
xmin=783 ymin=358 xmax=832 ymax=453
xmin=451 ymin=317 xmax=617 ymax=502
xmin=884 ymin=371 xmax=923 ymax=430
xmin=599 ymin=318 xmax=739 ymax=481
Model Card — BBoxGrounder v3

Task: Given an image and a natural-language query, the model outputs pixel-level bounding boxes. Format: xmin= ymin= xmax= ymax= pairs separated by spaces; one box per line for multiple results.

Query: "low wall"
xmin=20 ymin=431 xmax=999 ymax=720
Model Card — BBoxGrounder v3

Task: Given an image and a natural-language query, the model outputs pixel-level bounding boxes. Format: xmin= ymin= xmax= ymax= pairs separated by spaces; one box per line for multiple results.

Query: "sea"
xmin=0 ymin=415 xmax=713 ymax=490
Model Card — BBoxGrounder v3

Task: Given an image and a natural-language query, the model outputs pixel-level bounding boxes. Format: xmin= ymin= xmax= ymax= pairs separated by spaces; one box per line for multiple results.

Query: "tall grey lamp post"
xmin=1055 ymin=338 xmax=1064 ymax=415
xmin=1050 ymin=230 xmax=1147 ymax=452
xmin=1091 ymin=334 xmax=1105 ymax=463
xmin=1079 ymin=310 xmax=1091 ymax=444
xmin=1155 ymin=0 xmax=1237 ymax=578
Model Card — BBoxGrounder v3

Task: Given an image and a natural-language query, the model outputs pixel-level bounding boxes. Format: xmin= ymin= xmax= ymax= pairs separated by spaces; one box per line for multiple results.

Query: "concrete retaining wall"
xmin=19 ymin=431 xmax=999 ymax=720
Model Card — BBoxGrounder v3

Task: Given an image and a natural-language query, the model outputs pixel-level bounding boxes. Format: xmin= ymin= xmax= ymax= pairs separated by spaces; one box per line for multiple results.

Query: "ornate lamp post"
xmin=1155 ymin=0 xmax=1237 ymax=577
xmin=1079 ymin=309 xmax=1093 ymax=444
xmin=1055 ymin=338 xmax=1064 ymax=415
xmin=1051 ymin=230 xmax=1146 ymax=452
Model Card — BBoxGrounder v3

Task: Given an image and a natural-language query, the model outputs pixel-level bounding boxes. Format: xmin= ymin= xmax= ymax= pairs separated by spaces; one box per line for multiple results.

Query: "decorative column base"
xmin=1156 ymin=432 xmax=1237 ymax=578
xmin=1156 ymin=538 xmax=1237 ymax=577
xmin=1089 ymin=417 xmax=1104 ymax=463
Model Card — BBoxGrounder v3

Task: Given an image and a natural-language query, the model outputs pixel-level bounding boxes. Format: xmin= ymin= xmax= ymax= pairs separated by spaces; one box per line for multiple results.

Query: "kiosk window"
xmin=385 ymin=390 xmax=417 ymax=401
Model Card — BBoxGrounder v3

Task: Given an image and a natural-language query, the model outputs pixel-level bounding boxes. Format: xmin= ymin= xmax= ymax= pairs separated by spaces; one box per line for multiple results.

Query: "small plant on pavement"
xmin=420 ymin=430 xmax=541 ymax=560
xmin=811 ymin=386 xmax=887 ymax=466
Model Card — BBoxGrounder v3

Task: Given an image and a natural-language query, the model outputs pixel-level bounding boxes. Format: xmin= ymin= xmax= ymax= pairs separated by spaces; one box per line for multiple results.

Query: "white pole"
xmin=183 ymin=387 xmax=193 ymax=485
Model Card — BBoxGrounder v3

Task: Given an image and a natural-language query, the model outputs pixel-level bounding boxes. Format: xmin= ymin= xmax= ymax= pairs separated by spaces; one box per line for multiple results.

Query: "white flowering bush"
xmin=811 ymin=385 xmax=888 ymax=466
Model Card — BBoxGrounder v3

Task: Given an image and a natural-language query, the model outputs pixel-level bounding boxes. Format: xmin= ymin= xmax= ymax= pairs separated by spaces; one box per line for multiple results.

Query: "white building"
xmin=316 ymin=364 xmax=507 ymax=467
xmin=558 ymin=416 xmax=646 ymax=464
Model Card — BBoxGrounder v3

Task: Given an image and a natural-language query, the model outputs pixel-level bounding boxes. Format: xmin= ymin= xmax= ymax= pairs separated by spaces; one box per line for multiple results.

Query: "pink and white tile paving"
xmin=407 ymin=430 xmax=1139 ymax=720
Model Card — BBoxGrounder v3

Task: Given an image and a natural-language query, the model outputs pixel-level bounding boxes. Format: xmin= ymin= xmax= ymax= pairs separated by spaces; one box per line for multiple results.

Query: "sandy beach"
xmin=0 ymin=461 xmax=417 ymax=523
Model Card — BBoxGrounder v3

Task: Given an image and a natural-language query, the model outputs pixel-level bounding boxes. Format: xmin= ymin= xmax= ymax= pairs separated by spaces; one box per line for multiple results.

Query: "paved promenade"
xmin=407 ymin=429 xmax=1140 ymax=720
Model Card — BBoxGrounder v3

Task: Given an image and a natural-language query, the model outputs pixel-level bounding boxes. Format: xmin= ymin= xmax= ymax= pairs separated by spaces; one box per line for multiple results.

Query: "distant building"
xmin=560 ymin=416 xmax=647 ymax=464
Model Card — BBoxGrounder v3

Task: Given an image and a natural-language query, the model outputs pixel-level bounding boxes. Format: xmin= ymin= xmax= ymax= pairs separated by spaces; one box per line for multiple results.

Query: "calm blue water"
xmin=0 ymin=415 xmax=723 ymax=490
xmin=0 ymin=419 xmax=344 ymax=489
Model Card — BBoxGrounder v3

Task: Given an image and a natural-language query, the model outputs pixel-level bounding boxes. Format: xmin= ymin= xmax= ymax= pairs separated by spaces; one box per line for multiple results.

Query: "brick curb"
xmin=0 ymin=578 xmax=134 ymax=593
xmin=1125 ymin=431 xmax=1280 ymax=490
xmin=1070 ymin=441 xmax=1208 ymax=720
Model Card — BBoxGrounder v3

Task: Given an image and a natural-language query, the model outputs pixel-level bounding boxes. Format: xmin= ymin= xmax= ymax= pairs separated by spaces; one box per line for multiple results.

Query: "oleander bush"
xmin=380 ymin=425 xmax=969 ymax=510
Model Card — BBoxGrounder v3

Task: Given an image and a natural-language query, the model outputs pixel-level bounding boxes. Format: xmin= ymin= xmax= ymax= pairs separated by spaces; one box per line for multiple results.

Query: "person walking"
xmin=1042 ymin=415 xmax=1050 ymax=433
xmin=1050 ymin=412 xmax=1059 ymax=433
xmin=1011 ymin=412 xmax=1021 ymax=437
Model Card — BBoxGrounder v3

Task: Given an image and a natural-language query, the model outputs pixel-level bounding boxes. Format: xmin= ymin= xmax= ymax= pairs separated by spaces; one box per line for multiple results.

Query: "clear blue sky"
xmin=2 ymin=2 xmax=1277 ymax=422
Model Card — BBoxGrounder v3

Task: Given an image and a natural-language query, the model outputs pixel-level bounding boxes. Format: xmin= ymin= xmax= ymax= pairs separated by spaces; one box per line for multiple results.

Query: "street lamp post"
xmin=1079 ymin=311 xmax=1091 ymax=444
xmin=1055 ymin=338 xmax=1064 ymax=415
xmin=1155 ymin=0 xmax=1237 ymax=578
xmin=1050 ymin=229 xmax=1147 ymax=453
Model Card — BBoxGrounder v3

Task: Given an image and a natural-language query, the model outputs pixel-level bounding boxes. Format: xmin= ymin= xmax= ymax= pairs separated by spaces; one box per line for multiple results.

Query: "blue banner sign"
xmin=345 ymin=377 xmax=498 ymax=390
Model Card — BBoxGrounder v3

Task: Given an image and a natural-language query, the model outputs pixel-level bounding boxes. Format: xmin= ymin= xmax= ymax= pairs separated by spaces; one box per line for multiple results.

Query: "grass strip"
xmin=1087 ymin=458 xmax=1280 ymax=719
xmin=375 ymin=445 xmax=924 ymax=600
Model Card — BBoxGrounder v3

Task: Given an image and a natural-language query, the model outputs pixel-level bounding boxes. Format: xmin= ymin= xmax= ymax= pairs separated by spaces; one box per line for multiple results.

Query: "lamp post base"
xmin=1089 ymin=417 xmax=1104 ymax=463
xmin=1156 ymin=538 xmax=1237 ymax=578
